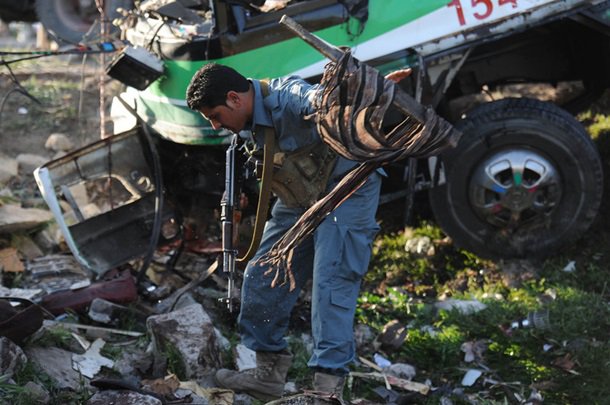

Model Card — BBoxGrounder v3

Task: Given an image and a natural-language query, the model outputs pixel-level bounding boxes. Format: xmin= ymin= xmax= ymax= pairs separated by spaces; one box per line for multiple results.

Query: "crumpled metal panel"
xmin=34 ymin=128 xmax=171 ymax=275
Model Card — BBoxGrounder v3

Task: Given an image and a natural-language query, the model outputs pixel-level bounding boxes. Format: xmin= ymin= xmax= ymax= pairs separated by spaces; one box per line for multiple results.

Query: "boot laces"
xmin=254 ymin=362 xmax=273 ymax=378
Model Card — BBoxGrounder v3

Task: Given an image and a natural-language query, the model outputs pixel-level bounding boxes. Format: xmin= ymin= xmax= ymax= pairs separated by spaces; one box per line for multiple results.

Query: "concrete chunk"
xmin=87 ymin=390 xmax=163 ymax=405
xmin=26 ymin=346 xmax=84 ymax=390
xmin=16 ymin=154 xmax=49 ymax=174
xmin=0 ymin=204 xmax=53 ymax=234
xmin=0 ymin=337 xmax=27 ymax=379
xmin=0 ymin=155 xmax=18 ymax=184
xmin=45 ymin=133 xmax=74 ymax=152
xmin=147 ymin=303 xmax=222 ymax=379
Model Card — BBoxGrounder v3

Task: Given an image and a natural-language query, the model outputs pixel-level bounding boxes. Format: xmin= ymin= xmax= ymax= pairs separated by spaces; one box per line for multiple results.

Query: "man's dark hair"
xmin=186 ymin=63 xmax=250 ymax=111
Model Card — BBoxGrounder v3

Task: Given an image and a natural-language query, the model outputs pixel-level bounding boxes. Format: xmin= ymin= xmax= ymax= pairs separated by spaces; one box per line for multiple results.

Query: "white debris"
xmin=461 ymin=369 xmax=483 ymax=386
xmin=460 ymin=340 xmax=488 ymax=363
xmin=284 ymin=381 xmax=298 ymax=394
xmin=71 ymin=338 xmax=114 ymax=378
xmin=373 ymin=353 xmax=392 ymax=369
xmin=0 ymin=285 xmax=44 ymax=301
xmin=435 ymin=299 xmax=487 ymax=314
xmin=234 ymin=343 xmax=256 ymax=371
xmin=405 ymin=236 xmax=434 ymax=256
xmin=562 ymin=261 xmax=576 ymax=273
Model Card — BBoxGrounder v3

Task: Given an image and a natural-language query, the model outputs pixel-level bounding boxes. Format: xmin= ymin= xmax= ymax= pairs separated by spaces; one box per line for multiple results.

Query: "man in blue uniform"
xmin=186 ymin=63 xmax=410 ymax=401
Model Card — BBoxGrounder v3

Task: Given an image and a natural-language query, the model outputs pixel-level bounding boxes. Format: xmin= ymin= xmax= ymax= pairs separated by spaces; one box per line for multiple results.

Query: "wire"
xmin=0 ymin=51 xmax=100 ymax=65
xmin=0 ymin=60 xmax=41 ymax=104
xmin=0 ymin=40 xmax=126 ymax=65
xmin=0 ymin=60 xmax=42 ymax=128
xmin=145 ymin=17 xmax=167 ymax=53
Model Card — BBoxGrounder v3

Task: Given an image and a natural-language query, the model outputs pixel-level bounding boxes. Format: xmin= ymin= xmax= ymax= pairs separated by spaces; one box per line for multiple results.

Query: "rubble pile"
xmin=0 ymin=135 xmax=430 ymax=404
xmin=0 ymin=133 xmax=224 ymax=404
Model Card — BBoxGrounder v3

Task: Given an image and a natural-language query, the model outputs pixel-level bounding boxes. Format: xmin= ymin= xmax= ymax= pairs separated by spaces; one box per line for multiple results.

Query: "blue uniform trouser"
xmin=238 ymin=172 xmax=381 ymax=375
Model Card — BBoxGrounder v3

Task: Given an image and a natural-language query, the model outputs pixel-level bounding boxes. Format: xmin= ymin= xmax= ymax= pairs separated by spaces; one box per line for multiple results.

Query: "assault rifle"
xmin=221 ymin=133 xmax=243 ymax=312
xmin=220 ymin=125 xmax=276 ymax=312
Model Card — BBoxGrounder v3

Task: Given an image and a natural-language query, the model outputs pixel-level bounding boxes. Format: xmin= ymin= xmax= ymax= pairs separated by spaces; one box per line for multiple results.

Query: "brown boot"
xmin=265 ymin=371 xmax=346 ymax=405
xmin=214 ymin=350 xmax=293 ymax=401
xmin=313 ymin=372 xmax=346 ymax=403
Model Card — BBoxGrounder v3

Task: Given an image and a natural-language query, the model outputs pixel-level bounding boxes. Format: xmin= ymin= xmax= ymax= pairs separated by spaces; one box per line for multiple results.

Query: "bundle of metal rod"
xmin=256 ymin=16 xmax=461 ymax=288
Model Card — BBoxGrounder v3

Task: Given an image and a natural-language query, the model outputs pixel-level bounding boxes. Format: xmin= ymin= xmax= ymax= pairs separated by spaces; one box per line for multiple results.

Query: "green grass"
xmin=163 ymin=340 xmax=187 ymax=380
xmin=1 ymin=360 xmax=92 ymax=405
xmin=32 ymin=326 xmax=73 ymax=350
xmin=355 ymin=219 xmax=610 ymax=404
xmin=287 ymin=337 xmax=314 ymax=388
xmin=0 ymin=76 xmax=80 ymax=132
xmin=1 ymin=368 xmax=42 ymax=405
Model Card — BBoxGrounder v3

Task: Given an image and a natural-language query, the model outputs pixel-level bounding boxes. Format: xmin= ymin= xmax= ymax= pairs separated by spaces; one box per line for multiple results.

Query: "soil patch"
xmin=0 ymin=58 xmax=121 ymax=159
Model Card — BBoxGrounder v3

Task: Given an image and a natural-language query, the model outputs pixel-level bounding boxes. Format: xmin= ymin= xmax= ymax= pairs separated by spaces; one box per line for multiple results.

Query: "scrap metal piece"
xmin=34 ymin=128 xmax=173 ymax=275
xmin=27 ymin=254 xmax=87 ymax=277
xmin=43 ymin=320 xmax=145 ymax=338
xmin=39 ymin=270 xmax=137 ymax=315
xmin=0 ymin=298 xmax=44 ymax=344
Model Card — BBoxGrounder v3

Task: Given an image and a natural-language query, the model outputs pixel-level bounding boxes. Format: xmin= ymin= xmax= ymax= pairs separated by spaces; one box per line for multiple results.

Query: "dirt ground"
xmin=0 ymin=61 xmax=120 ymax=159
xmin=0 ymin=22 xmax=106 ymax=157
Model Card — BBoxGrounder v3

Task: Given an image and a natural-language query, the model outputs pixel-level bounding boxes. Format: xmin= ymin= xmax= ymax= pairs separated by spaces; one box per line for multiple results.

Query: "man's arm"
xmin=385 ymin=68 xmax=412 ymax=83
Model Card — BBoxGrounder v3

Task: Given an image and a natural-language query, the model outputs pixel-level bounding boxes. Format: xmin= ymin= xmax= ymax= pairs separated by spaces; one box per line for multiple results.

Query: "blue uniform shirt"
xmin=245 ymin=76 xmax=361 ymax=178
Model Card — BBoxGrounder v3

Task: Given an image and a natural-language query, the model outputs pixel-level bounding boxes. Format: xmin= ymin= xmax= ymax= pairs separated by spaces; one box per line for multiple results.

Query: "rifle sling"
xmin=237 ymin=80 xmax=275 ymax=263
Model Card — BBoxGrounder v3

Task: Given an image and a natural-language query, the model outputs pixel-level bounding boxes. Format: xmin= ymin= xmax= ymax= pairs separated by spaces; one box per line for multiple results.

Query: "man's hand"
xmin=385 ymin=68 xmax=413 ymax=83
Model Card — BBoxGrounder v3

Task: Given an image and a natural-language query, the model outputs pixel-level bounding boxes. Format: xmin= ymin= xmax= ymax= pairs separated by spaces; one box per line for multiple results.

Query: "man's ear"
xmin=226 ymin=90 xmax=241 ymax=107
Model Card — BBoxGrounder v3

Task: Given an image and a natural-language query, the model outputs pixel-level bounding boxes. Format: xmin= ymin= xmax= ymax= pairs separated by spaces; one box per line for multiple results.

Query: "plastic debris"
xmin=508 ymin=309 xmax=551 ymax=332
xmin=373 ymin=353 xmax=392 ymax=369
xmin=435 ymin=299 xmax=487 ymax=314
xmin=461 ymin=369 xmax=482 ymax=386
xmin=562 ymin=261 xmax=576 ymax=272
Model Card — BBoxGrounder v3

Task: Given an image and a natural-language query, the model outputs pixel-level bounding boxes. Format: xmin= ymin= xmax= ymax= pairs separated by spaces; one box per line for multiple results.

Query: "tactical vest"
xmin=257 ymin=80 xmax=337 ymax=209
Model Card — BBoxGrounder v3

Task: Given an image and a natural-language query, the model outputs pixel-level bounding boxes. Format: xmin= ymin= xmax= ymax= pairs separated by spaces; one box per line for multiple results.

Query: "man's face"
xmin=199 ymin=91 xmax=248 ymax=133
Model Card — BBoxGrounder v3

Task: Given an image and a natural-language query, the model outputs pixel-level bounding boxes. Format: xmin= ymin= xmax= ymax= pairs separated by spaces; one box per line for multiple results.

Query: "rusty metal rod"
xmin=279 ymin=15 xmax=426 ymax=123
